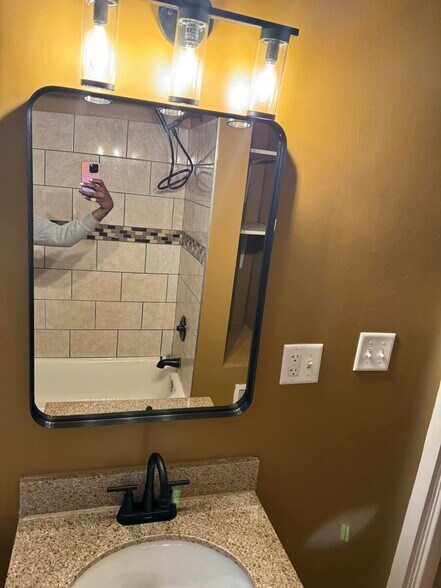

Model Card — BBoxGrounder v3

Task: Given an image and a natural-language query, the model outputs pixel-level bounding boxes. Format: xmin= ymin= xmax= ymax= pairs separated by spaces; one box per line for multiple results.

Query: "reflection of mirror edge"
xmin=26 ymin=85 xmax=287 ymax=429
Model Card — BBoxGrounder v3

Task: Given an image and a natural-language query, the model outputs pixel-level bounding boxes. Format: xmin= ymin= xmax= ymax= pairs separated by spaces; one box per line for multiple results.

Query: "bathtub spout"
xmin=156 ymin=356 xmax=181 ymax=369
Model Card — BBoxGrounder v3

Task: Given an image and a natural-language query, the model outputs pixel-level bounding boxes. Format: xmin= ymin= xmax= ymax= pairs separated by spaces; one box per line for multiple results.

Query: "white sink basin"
xmin=72 ymin=539 xmax=254 ymax=587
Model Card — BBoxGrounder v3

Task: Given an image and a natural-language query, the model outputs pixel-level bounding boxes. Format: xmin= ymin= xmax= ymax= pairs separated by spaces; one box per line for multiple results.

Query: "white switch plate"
xmin=353 ymin=332 xmax=396 ymax=371
xmin=280 ymin=344 xmax=323 ymax=385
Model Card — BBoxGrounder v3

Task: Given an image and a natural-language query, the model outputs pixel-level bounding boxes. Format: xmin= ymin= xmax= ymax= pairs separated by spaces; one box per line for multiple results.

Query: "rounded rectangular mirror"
xmin=28 ymin=86 xmax=286 ymax=427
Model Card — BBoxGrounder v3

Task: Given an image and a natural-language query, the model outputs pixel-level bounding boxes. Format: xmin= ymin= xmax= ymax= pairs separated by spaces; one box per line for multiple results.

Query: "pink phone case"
xmin=81 ymin=162 xmax=100 ymax=195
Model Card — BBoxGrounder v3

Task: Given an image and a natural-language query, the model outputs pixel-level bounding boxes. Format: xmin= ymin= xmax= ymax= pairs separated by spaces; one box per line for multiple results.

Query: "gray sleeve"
xmin=33 ymin=214 xmax=99 ymax=247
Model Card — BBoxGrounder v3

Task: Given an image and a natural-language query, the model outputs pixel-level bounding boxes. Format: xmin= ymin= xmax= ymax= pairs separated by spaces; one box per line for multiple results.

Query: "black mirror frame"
xmin=27 ymin=86 xmax=287 ymax=429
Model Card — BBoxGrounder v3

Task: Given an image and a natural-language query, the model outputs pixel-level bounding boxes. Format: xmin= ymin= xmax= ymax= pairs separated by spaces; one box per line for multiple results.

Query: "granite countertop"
xmin=6 ymin=458 xmax=303 ymax=587
xmin=44 ymin=396 xmax=214 ymax=415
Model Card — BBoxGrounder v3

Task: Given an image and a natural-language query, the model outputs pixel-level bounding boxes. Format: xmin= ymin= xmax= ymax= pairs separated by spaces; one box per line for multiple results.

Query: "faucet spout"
xmin=107 ymin=452 xmax=190 ymax=526
xmin=156 ymin=356 xmax=181 ymax=369
xmin=142 ymin=452 xmax=169 ymax=512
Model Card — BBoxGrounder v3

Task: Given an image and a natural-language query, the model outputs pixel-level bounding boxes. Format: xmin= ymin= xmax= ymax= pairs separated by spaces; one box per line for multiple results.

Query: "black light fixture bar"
xmin=149 ymin=0 xmax=300 ymax=37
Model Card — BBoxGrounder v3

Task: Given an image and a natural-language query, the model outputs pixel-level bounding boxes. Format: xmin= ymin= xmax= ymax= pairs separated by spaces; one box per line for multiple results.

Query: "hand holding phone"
xmin=78 ymin=177 xmax=114 ymax=223
xmin=81 ymin=162 xmax=100 ymax=196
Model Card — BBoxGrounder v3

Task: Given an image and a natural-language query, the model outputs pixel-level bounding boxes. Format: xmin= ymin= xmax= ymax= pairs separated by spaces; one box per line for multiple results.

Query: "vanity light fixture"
xmin=248 ymin=27 xmax=291 ymax=120
xmin=151 ymin=1 xmax=299 ymax=119
xmin=84 ymin=95 xmax=113 ymax=104
xmin=227 ymin=118 xmax=252 ymax=129
xmin=81 ymin=0 xmax=119 ymax=91
xmin=159 ymin=107 xmax=186 ymax=117
xmin=169 ymin=5 xmax=210 ymax=106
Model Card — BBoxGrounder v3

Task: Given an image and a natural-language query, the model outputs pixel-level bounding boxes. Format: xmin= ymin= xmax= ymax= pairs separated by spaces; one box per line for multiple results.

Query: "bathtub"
xmin=35 ymin=357 xmax=185 ymax=412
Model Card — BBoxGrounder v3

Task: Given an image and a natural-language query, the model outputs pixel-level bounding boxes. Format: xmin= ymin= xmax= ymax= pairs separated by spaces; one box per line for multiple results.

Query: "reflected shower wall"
xmin=172 ymin=118 xmax=218 ymax=396
xmin=32 ymin=96 xmax=217 ymax=405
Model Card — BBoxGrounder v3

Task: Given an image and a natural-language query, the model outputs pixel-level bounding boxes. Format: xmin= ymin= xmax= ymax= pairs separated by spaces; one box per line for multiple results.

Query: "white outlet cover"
xmin=353 ymin=332 xmax=396 ymax=371
xmin=280 ymin=344 xmax=323 ymax=385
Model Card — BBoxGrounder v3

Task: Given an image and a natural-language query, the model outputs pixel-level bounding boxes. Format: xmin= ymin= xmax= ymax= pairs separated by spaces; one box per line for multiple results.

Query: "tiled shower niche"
xmin=33 ymin=102 xmax=217 ymax=397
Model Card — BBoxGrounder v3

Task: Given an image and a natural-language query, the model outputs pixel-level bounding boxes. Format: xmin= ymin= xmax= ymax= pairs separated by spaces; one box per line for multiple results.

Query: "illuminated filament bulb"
xmin=81 ymin=0 xmax=119 ymax=91
xmin=248 ymin=27 xmax=291 ymax=120
xmin=169 ymin=7 xmax=209 ymax=106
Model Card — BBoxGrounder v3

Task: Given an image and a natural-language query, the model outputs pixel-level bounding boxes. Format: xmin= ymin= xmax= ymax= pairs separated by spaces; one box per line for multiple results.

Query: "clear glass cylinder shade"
xmin=169 ymin=14 xmax=209 ymax=106
xmin=81 ymin=0 xmax=118 ymax=91
xmin=248 ymin=36 xmax=288 ymax=119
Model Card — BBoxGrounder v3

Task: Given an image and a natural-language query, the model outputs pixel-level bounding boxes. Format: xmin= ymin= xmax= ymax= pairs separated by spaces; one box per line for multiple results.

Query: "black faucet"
xmin=156 ymin=356 xmax=181 ymax=369
xmin=107 ymin=452 xmax=189 ymax=526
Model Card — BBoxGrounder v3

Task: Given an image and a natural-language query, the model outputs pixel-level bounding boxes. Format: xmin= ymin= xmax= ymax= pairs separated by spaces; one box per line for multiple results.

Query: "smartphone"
xmin=81 ymin=162 xmax=100 ymax=195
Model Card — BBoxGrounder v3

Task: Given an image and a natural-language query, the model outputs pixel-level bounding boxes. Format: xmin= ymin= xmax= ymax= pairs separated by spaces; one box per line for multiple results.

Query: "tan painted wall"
xmin=0 ymin=1 xmax=440 ymax=587
xmin=192 ymin=119 xmax=251 ymax=404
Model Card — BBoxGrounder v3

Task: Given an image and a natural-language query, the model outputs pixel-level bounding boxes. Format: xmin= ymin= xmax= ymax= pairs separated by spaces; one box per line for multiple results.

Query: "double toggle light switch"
xmin=353 ymin=333 xmax=396 ymax=371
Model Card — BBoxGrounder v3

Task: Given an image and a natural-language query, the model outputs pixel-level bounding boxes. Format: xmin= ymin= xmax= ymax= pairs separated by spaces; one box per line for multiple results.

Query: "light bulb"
xmin=248 ymin=27 xmax=291 ymax=119
xmin=252 ymin=62 xmax=277 ymax=108
xmin=169 ymin=7 xmax=209 ymax=106
xmin=173 ymin=47 xmax=200 ymax=95
xmin=83 ymin=25 xmax=114 ymax=84
xmin=81 ymin=0 xmax=118 ymax=91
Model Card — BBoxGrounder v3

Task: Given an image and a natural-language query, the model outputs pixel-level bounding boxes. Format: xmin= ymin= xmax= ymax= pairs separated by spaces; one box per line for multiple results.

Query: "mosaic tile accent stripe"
xmin=182 ymin=233 xmax=207 ymax=265
xmin=51 ymin=220 xmax=183 ymax=246
xmin=50 ymin=221 xmax=207 ymax=264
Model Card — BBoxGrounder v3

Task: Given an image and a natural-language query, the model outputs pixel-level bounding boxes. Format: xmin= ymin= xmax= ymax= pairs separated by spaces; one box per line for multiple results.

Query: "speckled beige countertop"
xmin=6 ymin=458 xmax=303 ymax=587
xmin=44 ymin=396 xmax=214 ymax=416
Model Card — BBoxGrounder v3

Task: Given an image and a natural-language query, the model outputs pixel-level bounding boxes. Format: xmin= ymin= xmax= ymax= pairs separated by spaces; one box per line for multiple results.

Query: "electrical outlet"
xmin=288 ymin=353 xmax=301 ymax=376
xmin=280 ymin=344 xmax=323 ymax=384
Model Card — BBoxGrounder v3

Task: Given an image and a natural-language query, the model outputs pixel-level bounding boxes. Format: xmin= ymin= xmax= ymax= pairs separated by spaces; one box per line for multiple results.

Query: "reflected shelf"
xmin=249 ymin=148 xmax=277 ymax=163
xmin=240 ymin=222 xmax=266 ymax=236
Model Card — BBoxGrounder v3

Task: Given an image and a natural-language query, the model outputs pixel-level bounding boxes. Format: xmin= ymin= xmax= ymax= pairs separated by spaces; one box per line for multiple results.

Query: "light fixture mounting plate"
xmin=158 ymin=1 xmax=214 ymax=45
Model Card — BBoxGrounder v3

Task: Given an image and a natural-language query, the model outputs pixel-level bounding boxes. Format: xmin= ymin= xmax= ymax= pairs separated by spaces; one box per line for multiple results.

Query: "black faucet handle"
xmin=107 ymin=484 xmax=137 ymax=515
xmin=168 ymin=479 xmax=190 ymax=499
xmin=157 ymin=479 xmax=190 ymax=508
xmin=169 ymin=479 xmax=190 ymax=488
xmin=107 ymin=484 xmax=138 ymax=494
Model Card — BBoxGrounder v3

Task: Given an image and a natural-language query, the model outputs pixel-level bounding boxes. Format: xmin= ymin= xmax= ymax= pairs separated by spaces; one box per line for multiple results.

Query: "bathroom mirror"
xmin=28 ymin=86 xmax=286 ymax=427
